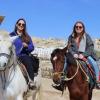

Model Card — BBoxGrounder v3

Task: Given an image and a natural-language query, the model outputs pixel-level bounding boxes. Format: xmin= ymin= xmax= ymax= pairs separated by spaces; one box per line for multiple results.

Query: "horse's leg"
xmin=70 ymin=95 xmax=79 ymax=100
xmin=70 ymin=93 xmax=89 ymax=100
xmin=81 ymin=94 xmax=89 ymax=100
xmin=88 ymin=83 xmax=94 ymax=100
xmin=70 ymin=95 xmax=88 ymax=100
xmin=88 ymin=92 xmax=92 ymax=100
xmin=88 ymin=89 xmax=93 ymax=100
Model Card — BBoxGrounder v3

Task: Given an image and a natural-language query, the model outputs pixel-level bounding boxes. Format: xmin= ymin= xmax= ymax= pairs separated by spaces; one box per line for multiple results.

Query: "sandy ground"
xmin=40 ymin=78 xmax=100 ymax=100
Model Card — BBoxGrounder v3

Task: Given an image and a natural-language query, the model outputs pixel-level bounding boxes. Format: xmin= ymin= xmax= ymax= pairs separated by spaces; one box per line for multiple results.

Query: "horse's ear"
xmin=62 ymin=42 xmax=71 ymax=54
xmin=10 ymin=36 xmax=19 ymax=42
xmin=0 ymin=16 xmax=5 ymax=25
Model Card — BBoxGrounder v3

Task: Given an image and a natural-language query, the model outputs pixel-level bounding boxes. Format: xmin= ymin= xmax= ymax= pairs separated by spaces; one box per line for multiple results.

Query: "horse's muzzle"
xmin=53 ymin=72 xmax=62 ymax=84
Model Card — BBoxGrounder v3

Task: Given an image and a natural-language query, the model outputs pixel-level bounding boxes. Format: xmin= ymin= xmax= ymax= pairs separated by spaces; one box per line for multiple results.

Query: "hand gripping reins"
xmin=63 ymin=59 xmax=89 ymax=82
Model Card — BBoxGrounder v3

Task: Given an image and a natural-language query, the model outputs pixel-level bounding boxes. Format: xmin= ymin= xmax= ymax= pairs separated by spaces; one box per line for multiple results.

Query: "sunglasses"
xmin=18 ymin=23 xmax=25 ymax=27
xmin=75 ymin=26 xmax=83 ymax=29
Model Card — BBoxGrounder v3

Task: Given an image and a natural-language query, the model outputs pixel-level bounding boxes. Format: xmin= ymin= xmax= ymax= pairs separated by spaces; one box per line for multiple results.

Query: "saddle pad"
xmin=78 ymin=60 xmax=96 ymax=83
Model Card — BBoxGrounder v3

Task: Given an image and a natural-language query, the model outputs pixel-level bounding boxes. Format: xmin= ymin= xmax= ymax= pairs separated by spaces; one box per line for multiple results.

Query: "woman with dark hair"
xmin=67 ymin=21 xmax=100 ymax=88
xmin=10 ymin=18 xmax=38 ymax=88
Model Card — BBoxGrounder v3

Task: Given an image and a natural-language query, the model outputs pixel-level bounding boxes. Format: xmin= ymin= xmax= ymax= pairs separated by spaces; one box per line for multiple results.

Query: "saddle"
xmin=18 ymin=61 xmax=37 ymax=90
xmin=17 ymin=54 xmax=39 ymax=89
xmin=78 ymin=58 xmax=96 ymax=83
xmin=17 ymin=61 xmax=30 ymax=84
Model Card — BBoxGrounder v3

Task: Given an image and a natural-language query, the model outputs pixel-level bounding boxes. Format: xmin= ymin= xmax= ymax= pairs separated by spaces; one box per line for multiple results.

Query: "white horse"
xmin=0 ymin=31 xmax=41 ymax=100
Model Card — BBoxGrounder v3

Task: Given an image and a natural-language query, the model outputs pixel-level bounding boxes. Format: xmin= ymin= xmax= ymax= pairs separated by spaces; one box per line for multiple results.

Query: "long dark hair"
xmin=72 ymin=21 xmax=86 ymax=40
xmin=14 ymin=18 xmax=30 ymax=43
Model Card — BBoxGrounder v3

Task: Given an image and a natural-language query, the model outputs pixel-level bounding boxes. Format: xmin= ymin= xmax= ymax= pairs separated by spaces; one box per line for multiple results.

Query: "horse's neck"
xmin=0 ymin=63 xmax=27 ymax=100
xmin=12 ymin=49 xmax=18 ymax=66
xmin=0 ymin=68 xmax=10 ymax=88
xmin=0 ymin=68 xmax=13 ymax=100
xmin=6 ymin=54 xmax=17 ymax=81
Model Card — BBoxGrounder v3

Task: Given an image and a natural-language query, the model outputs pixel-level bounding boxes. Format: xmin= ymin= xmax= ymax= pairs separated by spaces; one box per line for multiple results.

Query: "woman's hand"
xmin=78 ymin=54 xmax=84 ymax=59
xmin=73 ymin=54 xmax=79 ymax=58
xmin=22 ymin=42 xmax=28 ymax=47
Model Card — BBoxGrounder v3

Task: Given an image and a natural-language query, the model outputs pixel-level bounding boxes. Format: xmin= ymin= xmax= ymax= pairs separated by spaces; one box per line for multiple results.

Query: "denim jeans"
xmin=87 ymin=56 xmax=100 ymax=81
xmin=19 ymin=55 xmax=35 ymax=80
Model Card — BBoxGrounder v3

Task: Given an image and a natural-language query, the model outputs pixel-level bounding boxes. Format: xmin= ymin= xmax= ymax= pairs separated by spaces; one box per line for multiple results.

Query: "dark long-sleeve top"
xmin=10 ymin=31 xmax=34 ymax=57
xmin=68 ymin=33 xmax=98 ymax=60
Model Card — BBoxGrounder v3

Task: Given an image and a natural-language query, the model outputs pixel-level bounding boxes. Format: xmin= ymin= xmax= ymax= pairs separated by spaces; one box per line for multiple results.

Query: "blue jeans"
xmin=87 ymin=56 xmax=100 ymax=81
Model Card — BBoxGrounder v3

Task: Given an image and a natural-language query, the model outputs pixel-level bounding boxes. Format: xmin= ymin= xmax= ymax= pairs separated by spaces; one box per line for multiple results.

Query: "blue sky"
xmin=0 ymin=0 xmax=100 ymax=39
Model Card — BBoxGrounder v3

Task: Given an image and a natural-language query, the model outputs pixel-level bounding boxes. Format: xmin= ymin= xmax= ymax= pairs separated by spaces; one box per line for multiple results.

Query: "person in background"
xmin=67 ymin=21 xmax=100 ymax=89
xmin=10 ymin=18 xmax=38 ymax=88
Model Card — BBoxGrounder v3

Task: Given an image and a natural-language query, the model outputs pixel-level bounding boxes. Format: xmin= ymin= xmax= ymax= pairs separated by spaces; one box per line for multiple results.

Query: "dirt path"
xmin=41 ymin=78 xmax=100 ymax=100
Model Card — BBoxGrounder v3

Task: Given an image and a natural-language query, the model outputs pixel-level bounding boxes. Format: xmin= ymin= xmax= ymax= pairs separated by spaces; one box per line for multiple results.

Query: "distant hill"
xmin=32 ymin=37 xmax=66 ymax=48
xmin=0 ymin=30 xmax=100 ymax=52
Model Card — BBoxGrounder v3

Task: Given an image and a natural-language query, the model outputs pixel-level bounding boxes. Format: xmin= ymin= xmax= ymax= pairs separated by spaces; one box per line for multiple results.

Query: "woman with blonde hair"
xmin=67 ymin=21 xmax=100 ymax=88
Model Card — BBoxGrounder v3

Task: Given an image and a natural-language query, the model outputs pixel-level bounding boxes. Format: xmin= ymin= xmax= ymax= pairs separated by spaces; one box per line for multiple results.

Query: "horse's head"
xmin=51 ymin=46 xmax=68 ymax=84
xmin=0 ymin=40 xmax=12 ymax=68
xmin=0 ymin=32 xmax=18 ymax=70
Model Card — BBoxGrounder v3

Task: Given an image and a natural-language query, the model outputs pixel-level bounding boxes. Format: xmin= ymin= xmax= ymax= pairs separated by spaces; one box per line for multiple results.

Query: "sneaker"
xmin=28 ymin=81 xmax=36 ymax=90
xmin=95 ymin=80 xmax=100 ymax=89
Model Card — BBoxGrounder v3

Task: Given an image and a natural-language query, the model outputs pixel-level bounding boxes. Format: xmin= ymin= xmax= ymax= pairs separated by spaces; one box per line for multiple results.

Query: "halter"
xmin=0 ymin=49 xmax=14 ymax=71
xmin=63 ymin=59 xmax=89 ymax=81
xmin=53 ymin=59 xmax=89 ymax=82
xmin=52 ymin=55 xmax=66 ymax=80
xmin=0 ymin=53 xmax=10 ymax=59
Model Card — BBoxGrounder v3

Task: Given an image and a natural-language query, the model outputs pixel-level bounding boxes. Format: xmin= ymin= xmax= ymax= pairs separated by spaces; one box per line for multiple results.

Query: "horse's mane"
xmin=0 ymin=30 xmax=10 ymax=40
xmin=51 ymin=48 xmax=77 ymax=67
xmin=66 ymin=52 xmax=77 ymax=66
xmin=51 ymin=48 xmax=62 ymax=57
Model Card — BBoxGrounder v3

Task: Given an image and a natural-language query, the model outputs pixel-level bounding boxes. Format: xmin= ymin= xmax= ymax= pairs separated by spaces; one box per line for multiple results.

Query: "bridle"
xmin=0 ymin=45 xmax=16 ymax=89
xmin=0 ymin=53 xmax=10 ymax=59
xmin=52 ymin=54 xmax=65 ymax=76
xmin=0 ymin=47 xmax=15 ymax=70
xmin=52 ymin=43 xmax=89 ymax=82
xmin=53 ymin=55 xmax=89 ymax=82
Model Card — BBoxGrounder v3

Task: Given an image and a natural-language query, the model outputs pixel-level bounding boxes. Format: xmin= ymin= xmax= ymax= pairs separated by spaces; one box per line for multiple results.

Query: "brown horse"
xmin=50 ymin=46 xmax=95 ymax=100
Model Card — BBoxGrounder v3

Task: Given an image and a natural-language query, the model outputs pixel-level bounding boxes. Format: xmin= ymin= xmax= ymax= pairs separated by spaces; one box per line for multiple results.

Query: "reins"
xmin=53 ymin=59 xmax=89 ymax=82
xmin=0 ymin=47 xmax=16 ymax=89
xmin=63 ymin=59 xmax=89 ymax=81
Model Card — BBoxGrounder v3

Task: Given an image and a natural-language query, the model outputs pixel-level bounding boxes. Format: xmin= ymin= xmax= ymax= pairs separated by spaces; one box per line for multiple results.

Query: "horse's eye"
xmin=9 ymin=47 xmax=11 ymax=50
xmin=61 ymin=61 xmax=64 ymax=63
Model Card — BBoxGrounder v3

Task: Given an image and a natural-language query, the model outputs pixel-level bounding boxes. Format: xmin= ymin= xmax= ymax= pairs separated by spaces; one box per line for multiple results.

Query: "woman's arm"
xmin=82 ymin=34 xmax=94 ymax=57
xmin=68 ymin=35 xmax=78 ymax=55
xmin=25 ymin=38 xmax=34 ymax=53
